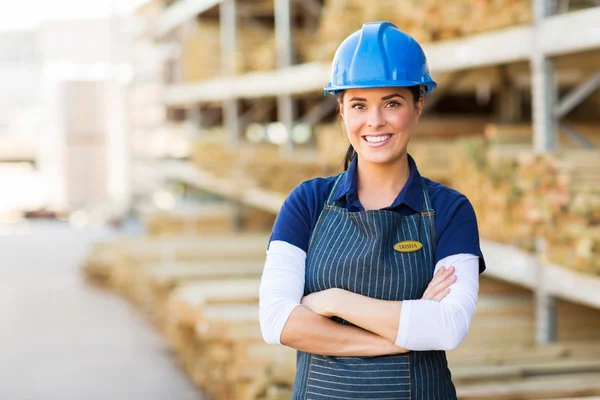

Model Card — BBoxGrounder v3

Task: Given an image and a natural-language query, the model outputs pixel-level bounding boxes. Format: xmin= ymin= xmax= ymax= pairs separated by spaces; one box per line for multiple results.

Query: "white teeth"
xmin=364 ymin=135 xmax=391 ymax=143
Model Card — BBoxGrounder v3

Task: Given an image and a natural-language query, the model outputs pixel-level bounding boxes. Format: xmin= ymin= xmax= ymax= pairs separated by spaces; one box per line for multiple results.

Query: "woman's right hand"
xmin=421 ymin=266 xmax=456 ymax=301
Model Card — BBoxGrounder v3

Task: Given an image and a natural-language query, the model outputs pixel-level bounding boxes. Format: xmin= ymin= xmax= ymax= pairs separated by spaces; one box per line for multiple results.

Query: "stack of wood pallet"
xmin=192 ymin=139 xmax=341 ymax=194
xmin=312 ymin=0 xmax=533 ymax=61
xmin=453 ymin=128 xmax=600 ymax=274
xmin=138 ymin=203 xmax=237 ymax=235
xmin=166 ymin=280 xmax=296 ymax=399
xmin=82 ymin=231 xmax=301 ymax=399
xmin=83 ymin=235 xmax=600 ymax=399
xmin=182 ymin=20 xmax=277 ymax=82
xmin=518 ymin=151 xmax=600 ymax=274
xmin=450 ymin=277 xmax=600 ymax=399
xmin=137 ymin=202 xmax=276 ymax=236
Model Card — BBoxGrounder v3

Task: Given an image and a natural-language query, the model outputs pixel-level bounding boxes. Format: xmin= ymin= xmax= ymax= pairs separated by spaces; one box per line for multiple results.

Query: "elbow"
xmin=258 ymin=295 xmax=300 ymax=345
xmin=437 ymin=330 xmax=467 ymax=351
xmin=258 ymin=302 xmax=281 ymax=345
xmin=438 ymin=306 xmax=471 ymax=351
xmin=404 ymin=301 xmax=470 ymax=351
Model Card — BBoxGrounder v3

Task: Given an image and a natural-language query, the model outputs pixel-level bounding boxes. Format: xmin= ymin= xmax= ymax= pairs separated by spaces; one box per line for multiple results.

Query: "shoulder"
xmin=286 ymin=174 xmax=339 ymax=207
xmin=423 ymin=177 xmax=474 ymax=215
xmin=281 ymin=174 xmax=339 ymax=220
xmin=269 ymin=174 xmax=340 ymax=253
xmin=423 ymin=178 xmax=486 ymax=273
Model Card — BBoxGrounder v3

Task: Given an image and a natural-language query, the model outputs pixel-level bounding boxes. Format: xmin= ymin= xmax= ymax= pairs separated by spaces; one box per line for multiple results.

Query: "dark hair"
xmin=339 ymin=86 xmax=424 ymax=170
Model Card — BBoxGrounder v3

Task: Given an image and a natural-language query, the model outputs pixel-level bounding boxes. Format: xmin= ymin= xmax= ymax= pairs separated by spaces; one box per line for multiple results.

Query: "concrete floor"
xmin=0 ymin=220 xmax=205 ymax=400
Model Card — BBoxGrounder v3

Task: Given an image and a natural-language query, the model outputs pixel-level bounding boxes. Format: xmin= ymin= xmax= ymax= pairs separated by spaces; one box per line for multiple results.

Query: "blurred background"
xmin=1 ymin=0 xmax=600 ymax=399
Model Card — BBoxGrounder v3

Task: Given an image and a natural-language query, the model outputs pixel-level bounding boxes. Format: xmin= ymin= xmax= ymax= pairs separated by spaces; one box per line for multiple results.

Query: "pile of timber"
xmin=82 ymin=231 xmax=299 ymax=399
xmin=312 ymin=0 xmax=533 ymax=61
xmin=453 ymin=126 xmax=600 ymax=274
xmin=190 ymin=122 xmax=599 ymax=274
xmin=451 ymin=277 xmax=600 ymax=399
xmin=83 ymin=234 xmax=600 ymax=399
xmin=192 ymin=140 xmax=341 ymax=194
xmin=182 ymin=21 xmax=278 ymax=82
xmin=166 ymin=281 xmax=296 ymax=399
xmin=137 ymin=202 xmax=275 ymax=236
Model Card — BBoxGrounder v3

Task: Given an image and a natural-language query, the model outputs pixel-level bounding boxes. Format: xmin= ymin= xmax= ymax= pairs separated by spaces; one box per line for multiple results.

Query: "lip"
xmin=361 ymin=132 xmax=394 ymax=147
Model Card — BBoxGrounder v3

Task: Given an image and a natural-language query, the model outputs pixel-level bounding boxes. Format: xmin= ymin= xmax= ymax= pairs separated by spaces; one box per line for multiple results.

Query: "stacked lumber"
xmin=450 ymin=277 xmax=600 ymax=398
xmin=82 ymin=240 xmax=120 ymax=286
xmin=182 ymin=21 xmax=221 ymax=82
xmin=166 ymin=283 xmax=296 ymax=399
xmin=182 ymin=20 xmax=278 ymax=82
xmin=82 ymin=233 xmax=600 ymax=399
xmin=314 ymin=123 xmax=348 ymax=167
xmin=484 ymin=123 xmax=600 ymax=148
xmin=129 ymin=260 xmax=266 ymax=330
xmin=452 ymin=126 xmax=600 ymax=274
xmin=82 ymin=231 xmax=297 ymax=399
xmin=138 ymin=203 xmax=237 ymax=235
xmin=409 ymin=139 xmax=459 ymax=187
xmin=103 ymin=233 xmax=269 ymax=300
xmin=312 ymin=0 xmax=533 ymax=61
xmin=192 ymin=140 xmax=341 ymax=194
xmin=518 ymin=152 xmax=600 ymax=274
xmin=138 ymin=202 xmax=276 ymax=236
xmin=184 ymin=14 xmax=350 ymax=81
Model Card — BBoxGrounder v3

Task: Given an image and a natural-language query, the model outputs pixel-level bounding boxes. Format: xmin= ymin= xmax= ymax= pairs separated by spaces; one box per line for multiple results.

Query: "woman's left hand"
xmin=301 ymin=288 xmax=345 ymax=318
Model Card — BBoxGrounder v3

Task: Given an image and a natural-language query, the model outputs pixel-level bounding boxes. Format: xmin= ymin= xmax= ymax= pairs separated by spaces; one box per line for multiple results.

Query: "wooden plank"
xmin=452 ymin=360 xmax=600 ymax=383
xmin=456 ymin=372 xmax=600 ymax=399
xmin=168 ymin=279 xmax=261 ymax=327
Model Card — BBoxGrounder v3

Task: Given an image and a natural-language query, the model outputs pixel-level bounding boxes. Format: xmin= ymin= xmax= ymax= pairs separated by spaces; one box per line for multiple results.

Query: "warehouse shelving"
xmin=156 ymin=159 xmax=600 ymax=312
xmin=163 ymin=6 xmax=600 ymax=105
xmin=158 ymin=159 xmax=285 ymax=214
xmin=154 ymin=0 xmax=223 ymax=38
xmin=142 ymin=0 xmax=600 ymax=345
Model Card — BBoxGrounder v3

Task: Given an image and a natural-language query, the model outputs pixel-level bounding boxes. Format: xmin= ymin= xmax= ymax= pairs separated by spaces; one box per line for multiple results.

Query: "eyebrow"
xmin=348 ymin=93 xmax=406 ymax=102
xmin=381 ymin=93 xmax=405 ymax=100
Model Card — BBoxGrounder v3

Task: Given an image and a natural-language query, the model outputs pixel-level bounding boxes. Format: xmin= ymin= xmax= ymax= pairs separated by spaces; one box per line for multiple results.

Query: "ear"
xmin=415 ymin=97 xmax=424 ymax=122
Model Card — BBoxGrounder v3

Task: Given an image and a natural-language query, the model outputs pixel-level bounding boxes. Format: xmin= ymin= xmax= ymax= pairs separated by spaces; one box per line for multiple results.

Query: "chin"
xmin=359 ymin=151 xmax=399 ymax=165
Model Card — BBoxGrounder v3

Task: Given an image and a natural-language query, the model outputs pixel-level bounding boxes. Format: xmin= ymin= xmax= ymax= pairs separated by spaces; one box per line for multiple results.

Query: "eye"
xmin=350 ymin=103 xmax=366 ymax=110
xmin=385 ymin=101 xmax=401 ymax=108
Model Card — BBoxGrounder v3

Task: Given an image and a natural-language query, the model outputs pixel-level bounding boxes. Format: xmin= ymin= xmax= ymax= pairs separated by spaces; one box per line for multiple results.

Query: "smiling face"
xmin=340 ymin=86 xmax=423 ymax=166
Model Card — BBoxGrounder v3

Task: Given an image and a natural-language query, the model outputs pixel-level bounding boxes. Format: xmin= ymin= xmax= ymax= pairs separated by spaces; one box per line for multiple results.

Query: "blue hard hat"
xmin=324 ymin=21 xmax=437 ymax=95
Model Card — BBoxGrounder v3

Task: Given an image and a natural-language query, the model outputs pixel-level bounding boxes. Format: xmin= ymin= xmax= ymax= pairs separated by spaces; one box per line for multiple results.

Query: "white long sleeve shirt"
xmin=259 ymin=240 xmax=479 ymax=351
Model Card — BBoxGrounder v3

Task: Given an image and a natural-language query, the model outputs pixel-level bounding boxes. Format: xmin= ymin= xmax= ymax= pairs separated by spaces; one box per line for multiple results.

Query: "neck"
xmin=356 ymin=153 xmax=411 ymax=197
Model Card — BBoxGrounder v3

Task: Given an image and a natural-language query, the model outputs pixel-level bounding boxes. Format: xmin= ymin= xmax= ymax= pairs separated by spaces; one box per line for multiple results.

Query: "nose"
xmin=366 ymin=108 xmax=385 ymax=129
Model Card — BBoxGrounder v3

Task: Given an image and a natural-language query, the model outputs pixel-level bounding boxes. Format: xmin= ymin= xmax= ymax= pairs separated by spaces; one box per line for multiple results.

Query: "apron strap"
xmin=420 ymin=178 xmax=435 ymax=215
xmin=325 ymin=173 xmax=345 ymax=205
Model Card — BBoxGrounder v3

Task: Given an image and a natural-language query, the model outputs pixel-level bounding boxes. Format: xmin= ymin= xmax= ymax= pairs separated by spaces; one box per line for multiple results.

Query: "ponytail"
xmin=343 ymin=144 xmax=356 ymax=171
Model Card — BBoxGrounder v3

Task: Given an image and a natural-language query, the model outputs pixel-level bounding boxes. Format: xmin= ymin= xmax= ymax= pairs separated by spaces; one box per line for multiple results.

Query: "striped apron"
xmin=292 ymin=172 xmax=457 ymax=399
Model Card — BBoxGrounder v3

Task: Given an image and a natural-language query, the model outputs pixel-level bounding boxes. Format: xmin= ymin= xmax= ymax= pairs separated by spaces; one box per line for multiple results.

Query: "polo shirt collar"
xmin=332 ymin=154 xmax=424 ymax=212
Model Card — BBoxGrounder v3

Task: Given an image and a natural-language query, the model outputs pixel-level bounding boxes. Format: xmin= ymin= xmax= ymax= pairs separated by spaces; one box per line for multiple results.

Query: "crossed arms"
xmin=259 ymin=240 xmax=480 ymax=356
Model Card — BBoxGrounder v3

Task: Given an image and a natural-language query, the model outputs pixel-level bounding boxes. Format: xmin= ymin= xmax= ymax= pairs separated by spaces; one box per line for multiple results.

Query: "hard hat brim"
xmin=324 ymin=80 xmax=437 ymax=96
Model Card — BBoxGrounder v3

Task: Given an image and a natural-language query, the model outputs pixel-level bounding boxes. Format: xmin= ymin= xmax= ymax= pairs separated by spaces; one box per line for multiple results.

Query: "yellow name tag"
xmin=394 ymin=240 xmax=423 ymax=253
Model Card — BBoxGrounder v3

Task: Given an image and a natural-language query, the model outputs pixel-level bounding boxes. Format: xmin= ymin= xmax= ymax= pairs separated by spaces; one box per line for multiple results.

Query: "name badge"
xmin=394 ymin=240 xmax=423 ymax=253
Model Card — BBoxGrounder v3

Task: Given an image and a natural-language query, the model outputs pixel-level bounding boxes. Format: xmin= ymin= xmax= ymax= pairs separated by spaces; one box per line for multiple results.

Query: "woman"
xmin=259 ymin=22 xmax=486 ymax=399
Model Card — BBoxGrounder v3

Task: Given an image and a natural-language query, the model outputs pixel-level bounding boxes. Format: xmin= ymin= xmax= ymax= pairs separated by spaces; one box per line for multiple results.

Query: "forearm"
xmin=330 ymin=254 xmax=480 ymax=351
xmin=281 ymin=305 xmax=407 ymax=357
xmin=260 ymin=241 xmax=406 ymax=356
xmin=397 ymin=254 xmax=479 ymax=350
xmin=332 ymin=290 xmax=402 ymax=344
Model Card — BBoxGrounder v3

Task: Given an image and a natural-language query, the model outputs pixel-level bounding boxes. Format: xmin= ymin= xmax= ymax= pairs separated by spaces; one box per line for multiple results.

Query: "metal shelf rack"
xmin=146 ymin=0 xmax=600 ymax=344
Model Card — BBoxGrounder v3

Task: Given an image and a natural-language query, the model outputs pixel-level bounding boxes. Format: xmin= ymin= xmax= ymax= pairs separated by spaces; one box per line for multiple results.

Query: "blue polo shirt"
xmin=269 ymin=154 xmax=486 ymax=274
